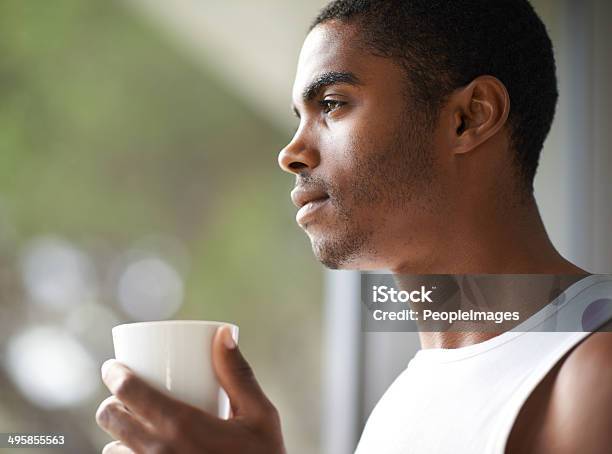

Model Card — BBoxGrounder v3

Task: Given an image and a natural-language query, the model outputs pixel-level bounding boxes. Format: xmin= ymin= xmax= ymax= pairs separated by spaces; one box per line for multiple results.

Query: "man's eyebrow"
xmin=301 ymin=71 xmax=361 ymax=101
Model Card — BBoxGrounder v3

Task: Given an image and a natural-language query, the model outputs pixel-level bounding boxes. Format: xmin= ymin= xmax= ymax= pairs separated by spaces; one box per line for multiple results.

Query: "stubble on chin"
xmin=307 ymin=196 xmax=378 ymax=269
xmin=310 ymin=230 xmax=368 ymax=269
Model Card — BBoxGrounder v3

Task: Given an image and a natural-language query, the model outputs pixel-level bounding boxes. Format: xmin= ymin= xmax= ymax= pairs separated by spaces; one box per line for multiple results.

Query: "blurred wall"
xmin=535 ymin=0 xmax=612 ymax=273
xmin=0 ymin=1 xmax=324 ymax=453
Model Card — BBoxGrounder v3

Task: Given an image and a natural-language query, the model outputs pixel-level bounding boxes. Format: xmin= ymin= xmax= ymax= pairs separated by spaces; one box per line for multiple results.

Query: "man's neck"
xmin=391 ymin=196 xmax=585 ymax=275
xmin=388 ymin=196 xmax=588 ymax=349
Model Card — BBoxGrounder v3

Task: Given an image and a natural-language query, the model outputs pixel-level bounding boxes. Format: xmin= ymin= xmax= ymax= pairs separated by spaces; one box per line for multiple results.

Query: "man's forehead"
xmin=292 ymin=23 xmax=366 ymax=100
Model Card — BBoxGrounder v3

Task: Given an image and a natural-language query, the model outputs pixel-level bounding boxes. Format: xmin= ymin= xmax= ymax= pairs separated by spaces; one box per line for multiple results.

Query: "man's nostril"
xmin=289 ymin=162 xmax=308 ymax=170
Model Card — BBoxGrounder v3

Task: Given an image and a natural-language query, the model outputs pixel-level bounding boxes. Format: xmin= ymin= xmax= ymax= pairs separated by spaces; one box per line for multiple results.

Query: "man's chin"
xmin=309 ymin=233 xmax=369 ymax=270
xmin=316 ymin=253 xmax=378 ymax=271
xmin=315 ymin=251 xmax=354 ymax=270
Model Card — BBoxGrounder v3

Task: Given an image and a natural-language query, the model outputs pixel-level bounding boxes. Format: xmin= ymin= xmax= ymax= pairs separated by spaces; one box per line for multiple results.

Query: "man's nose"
xmin=278 ymin=128 xmax=320 ymax=175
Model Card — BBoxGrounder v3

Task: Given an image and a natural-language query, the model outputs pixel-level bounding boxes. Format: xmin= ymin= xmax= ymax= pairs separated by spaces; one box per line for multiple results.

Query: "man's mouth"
xmin=290 ymin=187 xmax=330 ymax=225
xmin=295 ymin=195 xmax=330 ymax=225
xmin=290 ymin=187 xmax=328 ymax=208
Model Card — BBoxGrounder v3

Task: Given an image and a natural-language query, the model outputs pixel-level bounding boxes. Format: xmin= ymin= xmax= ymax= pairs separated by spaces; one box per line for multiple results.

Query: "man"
xmin=96 ymin=0 xmax=612 ymax=453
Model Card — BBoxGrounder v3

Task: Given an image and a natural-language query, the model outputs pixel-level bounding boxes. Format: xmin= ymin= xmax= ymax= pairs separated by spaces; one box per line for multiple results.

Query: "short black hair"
xmin=311 ymin=0 xmax=558 ymax=192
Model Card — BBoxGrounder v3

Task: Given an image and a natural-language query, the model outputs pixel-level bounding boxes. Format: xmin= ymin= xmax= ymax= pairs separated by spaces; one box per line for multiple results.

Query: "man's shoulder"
xmin=562 ymin=325 xmax=612 ymax=377
xmin=547 ymin=329 xmax=612 ymax=452
xmin=507 ymin=326 xmax=612 ymax=454
xmin=557 ymin=328 xmax=612 ymax=411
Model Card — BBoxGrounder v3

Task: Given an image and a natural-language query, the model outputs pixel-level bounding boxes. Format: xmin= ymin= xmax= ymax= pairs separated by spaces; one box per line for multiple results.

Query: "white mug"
xmin=111 ymin=320 xmax=239 ymax=419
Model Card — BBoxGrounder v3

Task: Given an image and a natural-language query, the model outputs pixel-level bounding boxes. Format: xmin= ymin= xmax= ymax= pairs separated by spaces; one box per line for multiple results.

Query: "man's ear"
xmin=449 ymin=75 xmax=510 ymax=154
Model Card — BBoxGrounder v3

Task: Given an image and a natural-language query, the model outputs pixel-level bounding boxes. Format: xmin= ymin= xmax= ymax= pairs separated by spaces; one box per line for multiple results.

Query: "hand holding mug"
xmin=96 ymin=325 xmax=286 ymax=454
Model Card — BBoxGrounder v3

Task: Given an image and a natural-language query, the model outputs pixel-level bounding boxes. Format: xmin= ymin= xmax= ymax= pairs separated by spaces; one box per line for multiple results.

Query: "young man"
xmin=96 ymin=1 xmax=612 ymax=453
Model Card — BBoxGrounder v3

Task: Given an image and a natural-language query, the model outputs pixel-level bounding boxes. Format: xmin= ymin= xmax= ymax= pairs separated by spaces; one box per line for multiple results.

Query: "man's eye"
xmin=319 ymin=99 xmax=345 ymax=114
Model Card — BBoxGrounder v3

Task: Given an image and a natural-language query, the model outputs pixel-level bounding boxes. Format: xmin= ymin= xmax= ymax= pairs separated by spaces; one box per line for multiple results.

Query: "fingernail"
xmin=222 ymin=326 xmax=236 ymax=350
xmin=101 ymin=359 xmax=118 ymax=381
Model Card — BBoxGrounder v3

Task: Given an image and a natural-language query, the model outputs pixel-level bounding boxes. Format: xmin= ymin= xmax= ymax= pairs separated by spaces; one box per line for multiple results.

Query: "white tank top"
xmin=354 ymin=275 xmax=612 ymax=454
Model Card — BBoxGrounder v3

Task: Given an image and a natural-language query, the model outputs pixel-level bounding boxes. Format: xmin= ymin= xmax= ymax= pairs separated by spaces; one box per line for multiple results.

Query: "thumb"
xmin=212 ymin=325 xmax=272 ymax=419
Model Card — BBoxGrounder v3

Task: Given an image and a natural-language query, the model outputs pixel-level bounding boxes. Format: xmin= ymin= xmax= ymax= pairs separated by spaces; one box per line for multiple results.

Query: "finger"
xmin=102 ymin=441 xmax=134 ymax=454
xmin=96 ymin=396 xmax=154 ymax=453
xmin=101 ymin=360 xmax=221 ymax=431
xmin=212 ymin=325 xmax=275 ymax=419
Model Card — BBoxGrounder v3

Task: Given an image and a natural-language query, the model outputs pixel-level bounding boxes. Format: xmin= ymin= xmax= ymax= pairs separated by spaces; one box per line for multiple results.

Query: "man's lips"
xmin=290 ymin=187 xmax=329 ymax=209
xmin=290 ymin=187 xmax=330 ymax=225
xmin=295 ymin=197 xmax=330 ymax=225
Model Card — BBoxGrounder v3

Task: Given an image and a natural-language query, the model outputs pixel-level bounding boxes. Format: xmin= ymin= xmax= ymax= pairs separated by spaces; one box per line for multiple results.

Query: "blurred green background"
xmin=0 ymin=1 xmax=322 ymax=452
